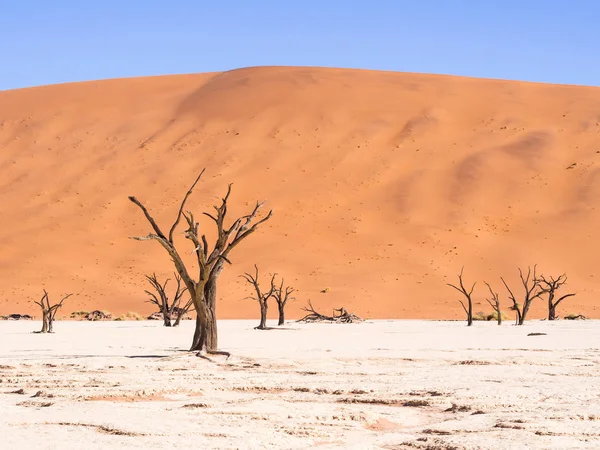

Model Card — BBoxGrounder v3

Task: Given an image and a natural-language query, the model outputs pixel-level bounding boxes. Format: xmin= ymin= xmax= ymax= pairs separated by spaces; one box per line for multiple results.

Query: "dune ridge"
xmin=1 ymin=66 xmax=599 ymax=319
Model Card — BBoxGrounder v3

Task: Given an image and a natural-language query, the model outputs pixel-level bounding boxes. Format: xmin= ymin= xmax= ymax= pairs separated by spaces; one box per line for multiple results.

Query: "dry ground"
xmin=1 ymin=320 xmax=599 ymax=449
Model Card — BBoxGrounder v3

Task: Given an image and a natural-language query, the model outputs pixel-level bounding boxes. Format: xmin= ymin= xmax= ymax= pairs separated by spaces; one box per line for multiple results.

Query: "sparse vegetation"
xmin=241 ymin=265 xmax=276 ymax=330
xmin=115 ymin=312 xmax=143 ymax=321
xmin=501 ymin=266 xmax=545 ymax=325
xmin=33 ymin=290 xmax=72 ymax=333
xmin=85 ymin=310 xmax=113 ymax=321
xmin=273 ymin=277 xmax=295 ymax=326
xmin=564 ymin=313 xmax=587 ymax=320
xmin=484 ymin=282 xmax=502 ymax=325
xmin=447 ymin=267 xmax=475 ymax=326
xmin=536 ymin=274 xmax=576 ymax=321
xmin=144 ymin=272 xmax=191 ymax=327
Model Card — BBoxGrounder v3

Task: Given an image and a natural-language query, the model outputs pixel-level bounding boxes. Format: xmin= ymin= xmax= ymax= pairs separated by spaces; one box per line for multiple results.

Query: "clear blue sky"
xmin=1 ymin=1 xmax=599 ymax=91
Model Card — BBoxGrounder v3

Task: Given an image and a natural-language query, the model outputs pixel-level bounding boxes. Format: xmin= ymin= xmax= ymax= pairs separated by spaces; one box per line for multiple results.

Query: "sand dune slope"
xmin=1 ymin=66 xmax=600 ymax=319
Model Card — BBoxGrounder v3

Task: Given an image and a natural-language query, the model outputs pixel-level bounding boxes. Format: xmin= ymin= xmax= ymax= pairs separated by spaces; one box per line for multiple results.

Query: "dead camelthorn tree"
xmin=129 ymin=169 xmax=272 ymax=355
xmin=298 ymin=300 xmax=362 ymax=323
xmin=536 ymin=274 xmax=576 ymax=321
xmin=241 ymin=265 xmax=276 ymax=330
xmin=484 ymin=282 xmax=502 ymax=325
xmin=273 ymin=278 xmax=295 ymax=326
xmin=447 ymin=268 xmax=475 ymax=326
xmin=501 ymin=266 xmax=544 ymax=325
xmin=145 ymin=272 xmax=190 ymax=327
xmin=33 ymin=290 xmax=72 ymax=333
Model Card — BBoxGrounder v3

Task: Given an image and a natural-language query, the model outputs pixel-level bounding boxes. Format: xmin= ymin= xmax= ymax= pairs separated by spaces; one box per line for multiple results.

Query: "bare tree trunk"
xmin=190 ymin=287 xmax=218 ymax=352
xmin=203 ymin=274 xmax=219 ymax=350
xmin=467 ymin=301 xmax=473 ymax=327
xmin=278 ymin=305 xmax=285 ymax=326
xmin=518 ymin=307 xmax=528 ymax=325
xmin=173 ymin=312 xmax=183 ymax=327
xmin=163 ymin=310 xmax=172 ymax=327
xmin=191 ymin=313 xmax=218 ymax=351
xmin=548 ymin=302 xmax=557 ymax=321
xmin=41 ymin=311 xmax=49 ymax=333
xmin=190 ymin=314 xmax=202 ymax=351
xmin=497 ymin=312 xmax=502 ymax=326
xmin=257 ymin=303 xmax=268 ymax=330
xmin=204 ymin=305 xmax=218 ymax=351
xmin=47 ymin=316 xmax=54 ymax=333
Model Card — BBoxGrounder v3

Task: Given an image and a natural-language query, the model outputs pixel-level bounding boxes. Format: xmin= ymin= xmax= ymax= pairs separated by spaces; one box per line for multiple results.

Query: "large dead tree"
xmin=501 ymin=266 xmax=544 ymax=325
xmin=129 ymin=169 xmax=272 ymax=355
xmin=241 ymin=265 xmax=276 ymax=330
xmin=273 ymin=278 xmax=295 ymax=326
xmin=145 ymin=272 xmax=190 ymax=327
xmin=536 ymin=274 xmax=576 ymax=321
xmin=447 ymin=268 xmax=475 ymax=326
xmin=33 ymin=291 xmax=72 ymax=333
xmin=484 ymin=282 xmax=502 ymax=325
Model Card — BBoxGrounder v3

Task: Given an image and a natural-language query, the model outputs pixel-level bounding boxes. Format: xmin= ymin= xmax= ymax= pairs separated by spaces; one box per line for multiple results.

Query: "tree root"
xmin=196 ymin=350 xmax=231 ymax=360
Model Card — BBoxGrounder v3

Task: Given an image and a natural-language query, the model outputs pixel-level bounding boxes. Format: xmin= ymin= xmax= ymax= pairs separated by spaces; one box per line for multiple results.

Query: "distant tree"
xmin=536 ymin=274 xmax=576 ymax=321
xmin=129 ymin=169 xmax=272 ymax=355
xmin=501 ymin=266 xmax=544 ymax=325
xmin=447 ymin=268 xmax=475 ymax=326
xmin=34 ymin=290 xmax=72 ymax=333
xmin=241 ymin=265 xmax=276 ymax=330
xmin=484 ymin=282 xmax=502 ymax=325
xmin=273 ymin=277 xmax=295 ymax=326
xmin=145 ymin=272 xmax=190 ymax=327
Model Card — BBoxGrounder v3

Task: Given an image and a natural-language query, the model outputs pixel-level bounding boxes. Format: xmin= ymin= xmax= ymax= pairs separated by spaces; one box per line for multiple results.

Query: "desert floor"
xmin=1 ymin=320 xmax=599 ymax=449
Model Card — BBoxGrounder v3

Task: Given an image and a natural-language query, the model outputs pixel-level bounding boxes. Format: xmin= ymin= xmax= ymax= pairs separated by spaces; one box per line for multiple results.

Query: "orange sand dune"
xmin=1 ymin=66 xmax=599 ymax=320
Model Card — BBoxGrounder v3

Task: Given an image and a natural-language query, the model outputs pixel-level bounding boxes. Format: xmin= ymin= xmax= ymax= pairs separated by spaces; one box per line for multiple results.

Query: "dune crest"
xmin=1 ymin=66 xmax=599 ymax=319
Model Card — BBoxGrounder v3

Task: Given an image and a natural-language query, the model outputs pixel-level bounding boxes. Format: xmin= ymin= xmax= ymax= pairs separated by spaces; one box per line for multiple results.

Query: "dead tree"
xmin=501 ymin=266 xmax=544 ymax=325
xmin=298 ymin=300 xmax=362 ymax=323
xmin=536 ymin=274 xmax=576 ymax=320
xmin=447 ymin=268 xmax=475 ymax=326
xmin=129 ymin=169 xmax=272 ymax=354
xmin=241 ymin=265 xmax=276 ymax=330
xmin=33 ymin=290 xmax=72 ymax=333
xmin=273 ymin=278 xmax=295 ymax=325
xmin=173 ymin=297 xmax=194 ymax=327
xmin=484 ymin=282 xmax=502 ymax=325
xmin=145 ymin=273 xmax=189 ymax=327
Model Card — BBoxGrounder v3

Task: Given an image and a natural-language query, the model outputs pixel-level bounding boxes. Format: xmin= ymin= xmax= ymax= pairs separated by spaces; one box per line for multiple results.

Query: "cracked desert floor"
xmin=1 ymin=320 xmax=599 ymax=449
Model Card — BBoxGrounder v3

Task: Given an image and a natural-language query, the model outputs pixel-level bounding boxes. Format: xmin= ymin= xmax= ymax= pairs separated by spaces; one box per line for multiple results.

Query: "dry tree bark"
xmin=129 ymin=169 xmax=272 ymax=355
xmin=240 ymin=265 xmax=276 ymax=330
xmin=145 ymin=273 xmax=190 ymax=327
xmin=484 ymin=282 xmax=502 ymax=325
xmin=447 ymin=268 xmax=475 ymax=326
xmin=501 ymin=266 xmax=544 ymax=325
xmin=298 ymin=300 xmax=362 ymax=323
xmin=536 ymin=274 xmax=576 ymax=321
xmin=33 ymin=291 xmax=72 ymax=333
xmin=273 ymin=278 xmax=295 ymax=326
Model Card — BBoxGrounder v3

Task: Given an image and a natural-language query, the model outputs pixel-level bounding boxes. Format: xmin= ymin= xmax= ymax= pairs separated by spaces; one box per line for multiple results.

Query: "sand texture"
xmin=1 ymin=320 xmax=600 ymax=449
xmin=1 ymin=66 xmax=600 ymax=319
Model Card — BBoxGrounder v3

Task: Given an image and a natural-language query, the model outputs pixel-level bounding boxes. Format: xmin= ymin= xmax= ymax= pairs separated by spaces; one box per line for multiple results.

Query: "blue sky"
xmin=1 ymin=1 xmax=599 ymax=90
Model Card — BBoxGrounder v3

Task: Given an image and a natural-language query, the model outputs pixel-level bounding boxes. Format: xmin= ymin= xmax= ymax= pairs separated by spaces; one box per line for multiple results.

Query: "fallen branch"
xmin=297 ymin=300 xmax=362 ymax=323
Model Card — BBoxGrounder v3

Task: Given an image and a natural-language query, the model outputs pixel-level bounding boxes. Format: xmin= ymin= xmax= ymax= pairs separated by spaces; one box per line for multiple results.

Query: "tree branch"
xmin=168 ymin=169 xmax=206 ymax=244
xmin=128 ymin=197 xmax=167 ymax=241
